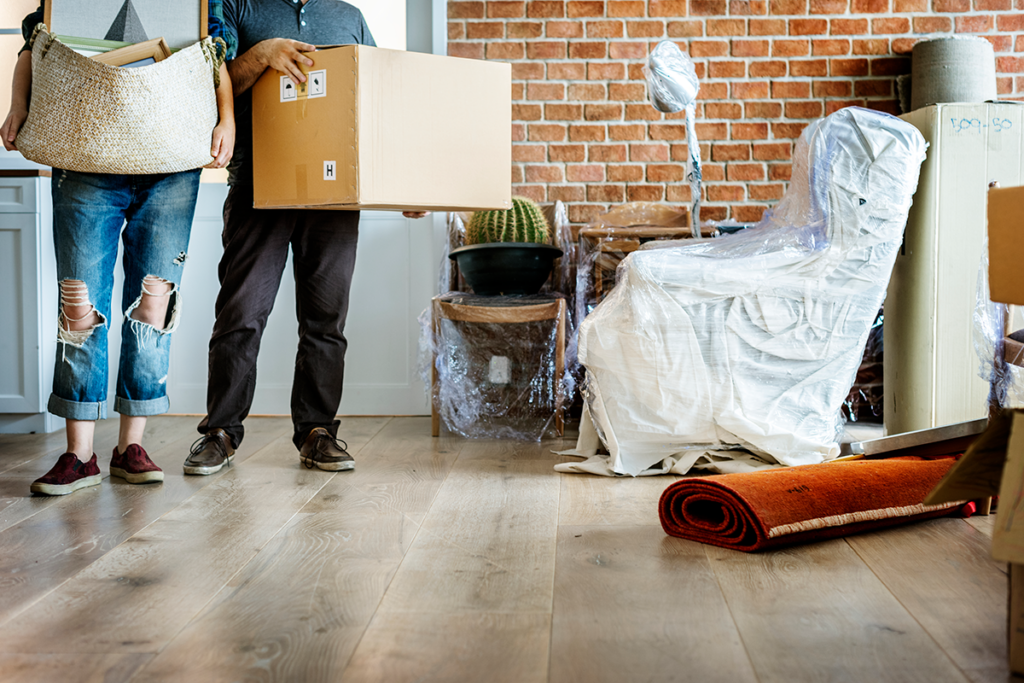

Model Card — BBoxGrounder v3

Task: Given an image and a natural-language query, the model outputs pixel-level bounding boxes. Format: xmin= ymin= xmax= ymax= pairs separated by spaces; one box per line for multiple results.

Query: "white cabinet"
xmin=886 ymin=103 xmax=1024 ymax=434
xmin=0 ymin=171 xmax=60 ymax=433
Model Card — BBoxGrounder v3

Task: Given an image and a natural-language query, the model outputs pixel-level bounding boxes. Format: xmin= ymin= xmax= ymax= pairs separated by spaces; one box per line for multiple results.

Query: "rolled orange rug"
xmin=659 ymin=458 xmax=975 ymax=552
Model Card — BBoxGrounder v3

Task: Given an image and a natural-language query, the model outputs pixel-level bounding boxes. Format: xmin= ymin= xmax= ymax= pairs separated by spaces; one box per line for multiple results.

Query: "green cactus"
xmin=466 ymin=197 xmax=551 ymax=245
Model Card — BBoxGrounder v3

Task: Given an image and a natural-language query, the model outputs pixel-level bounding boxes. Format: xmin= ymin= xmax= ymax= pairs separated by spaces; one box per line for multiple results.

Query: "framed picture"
xmin=45 ymin=0 xmax=208 ymax=51
xmin=90 ymin=36 xmax=171 ymax=66
xmin=54 ymin=35 xmax=131 ymax=57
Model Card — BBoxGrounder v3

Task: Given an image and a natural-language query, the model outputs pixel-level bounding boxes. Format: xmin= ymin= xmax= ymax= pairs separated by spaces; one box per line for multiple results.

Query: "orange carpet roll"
xmin=659 ymin=458 xmax=975 ymax=552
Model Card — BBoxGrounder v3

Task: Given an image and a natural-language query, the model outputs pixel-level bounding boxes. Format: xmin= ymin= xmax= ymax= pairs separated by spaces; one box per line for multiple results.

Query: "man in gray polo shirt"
xmin=185 ymin=0 xmax=425 ymax=475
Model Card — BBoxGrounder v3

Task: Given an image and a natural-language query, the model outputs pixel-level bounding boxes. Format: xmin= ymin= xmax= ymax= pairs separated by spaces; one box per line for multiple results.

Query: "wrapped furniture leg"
xmin=566 ymin=107 xmax=928 ymax=476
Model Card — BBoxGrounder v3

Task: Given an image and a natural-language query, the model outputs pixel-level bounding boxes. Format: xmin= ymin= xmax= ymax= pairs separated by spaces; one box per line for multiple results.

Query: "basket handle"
xmin=200 ymin=36 xmax=228 ymax=88
xmin=29 ymin=23 xmax=56 ymax=61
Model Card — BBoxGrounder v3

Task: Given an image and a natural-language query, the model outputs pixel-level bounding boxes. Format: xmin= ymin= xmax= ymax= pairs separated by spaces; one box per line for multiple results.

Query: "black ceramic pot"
xmin=449 ymin=242 xmax=564 ymax=296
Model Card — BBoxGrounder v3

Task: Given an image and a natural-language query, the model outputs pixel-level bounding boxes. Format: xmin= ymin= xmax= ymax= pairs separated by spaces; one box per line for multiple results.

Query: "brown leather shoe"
xmin=183 ymin=428 xmax=235 ymax=475
xmin=299 ymin=428 xmax=355 ymax=471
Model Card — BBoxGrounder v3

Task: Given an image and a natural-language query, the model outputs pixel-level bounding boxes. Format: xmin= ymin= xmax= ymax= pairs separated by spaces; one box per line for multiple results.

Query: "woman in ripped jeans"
xmin=1 ymin=2 xmax=235 ymax=495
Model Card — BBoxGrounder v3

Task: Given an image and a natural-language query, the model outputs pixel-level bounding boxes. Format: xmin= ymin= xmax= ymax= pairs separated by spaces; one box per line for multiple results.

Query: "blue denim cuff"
xmin=114 ymin=395 xmax=170 ymax=417
xmin=48 ymin=393 xmax=107 ymax=421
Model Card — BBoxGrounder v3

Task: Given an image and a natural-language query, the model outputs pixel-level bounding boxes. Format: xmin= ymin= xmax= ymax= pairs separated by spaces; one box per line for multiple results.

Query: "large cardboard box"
xmin=926 ymin=183 xmax=1024 ymax=677
xmin=886 ymin=103 xmax=1024 ymax=435
xmin=930 ymin=411 xmax=1024 ymax=676
xmin=987 ymin=184 xmax=1024 ymax=677
xmin=252 ymin=45 xmax=511 ymax=212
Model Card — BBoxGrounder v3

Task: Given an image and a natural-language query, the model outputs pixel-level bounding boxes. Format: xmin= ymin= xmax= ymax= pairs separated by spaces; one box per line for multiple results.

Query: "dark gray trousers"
xmin=199 ymin=183 xmax=359 ymax=449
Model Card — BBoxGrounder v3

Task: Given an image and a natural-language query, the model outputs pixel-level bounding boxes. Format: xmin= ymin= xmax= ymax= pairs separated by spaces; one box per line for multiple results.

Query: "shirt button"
xmin=301 ymin=20 xmax=306 ymax=25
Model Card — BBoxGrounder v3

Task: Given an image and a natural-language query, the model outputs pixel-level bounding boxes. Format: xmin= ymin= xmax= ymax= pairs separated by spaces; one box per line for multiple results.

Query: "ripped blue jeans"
xmin=50 ymin=168 xmax=201 ymax=420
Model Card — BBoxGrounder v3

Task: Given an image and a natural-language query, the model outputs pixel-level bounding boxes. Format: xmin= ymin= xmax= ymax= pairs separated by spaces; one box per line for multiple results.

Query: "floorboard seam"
xmin=336 ymin=436 xmax=471 ymax=677
xmin=702 ymin=543 xmax=765 ymax=683
xmin=843 ymin=536 xmax=975 ymax=683
xmin=127 ymin=470 xmax=342 ymax=679
xmin=124 ymin=421 xmax=388 ymax=681
xmin=0 ymin=428 xmax=294 ymax=630
xmin=547 ymin=468 xmax=565 ymax=683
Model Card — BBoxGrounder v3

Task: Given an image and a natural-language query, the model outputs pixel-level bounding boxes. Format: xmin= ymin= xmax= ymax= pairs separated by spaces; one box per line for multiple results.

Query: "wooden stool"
xmin=578 ymin=222 xmax=717 ymax=307
xmin=431 ymin=295 xmax=567 ymax=438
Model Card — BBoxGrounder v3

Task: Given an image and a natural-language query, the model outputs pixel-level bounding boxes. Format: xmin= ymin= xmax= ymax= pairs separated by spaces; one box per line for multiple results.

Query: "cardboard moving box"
xmin=925 ymin=183 xmax=1024 ymax=677
xmin=252 ymin=45 xmax=511 ymax=212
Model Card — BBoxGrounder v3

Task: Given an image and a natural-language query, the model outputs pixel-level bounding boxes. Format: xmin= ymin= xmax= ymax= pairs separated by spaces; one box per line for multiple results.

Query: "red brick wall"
xmin=447 ymin=0 xmax=1024 ymax=224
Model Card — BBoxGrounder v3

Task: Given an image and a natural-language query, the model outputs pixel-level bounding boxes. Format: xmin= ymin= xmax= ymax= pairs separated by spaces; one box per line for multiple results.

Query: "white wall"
xmin=349 ymin=0 xmax=406 ymax=51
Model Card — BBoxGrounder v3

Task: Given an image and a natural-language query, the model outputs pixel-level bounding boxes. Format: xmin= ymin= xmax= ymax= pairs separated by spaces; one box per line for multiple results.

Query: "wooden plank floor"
xmin=0 ymin=416 xmax=1009 ymax=682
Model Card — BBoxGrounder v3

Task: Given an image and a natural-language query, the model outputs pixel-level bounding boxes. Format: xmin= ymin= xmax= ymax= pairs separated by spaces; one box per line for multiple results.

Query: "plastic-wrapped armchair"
xmin=569 ymin=107 xmax=928 ymax=476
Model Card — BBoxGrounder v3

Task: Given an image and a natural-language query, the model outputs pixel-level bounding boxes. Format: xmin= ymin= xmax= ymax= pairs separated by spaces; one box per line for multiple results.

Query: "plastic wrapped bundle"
xmin=428 ymin=293 xmax=568 ymax=441
xmin=569 ymin=107 xmax=928 ymax=476
xmin=574 ymin=202 xmax=707 ymax=327
xmin=643 ymin=41 xmax=702 ymax=237
xmin=974 ymin=256 xmax=1024 ymax=411
xmin=843 ymin=307 xmax=884 ymax=422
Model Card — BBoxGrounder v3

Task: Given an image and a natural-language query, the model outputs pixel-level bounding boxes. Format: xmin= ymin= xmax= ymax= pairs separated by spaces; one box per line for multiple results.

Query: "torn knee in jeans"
xmin=57 ymin=279 xmax=105 ymax=347
xmin=126 ymin=276 xmax=181 ymax=344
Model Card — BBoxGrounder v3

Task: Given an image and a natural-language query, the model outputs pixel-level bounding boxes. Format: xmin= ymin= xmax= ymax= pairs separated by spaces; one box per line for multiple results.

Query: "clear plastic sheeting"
xmin=573 ymin=202 xmax=707 ymax=328
xmin=425 ymin=293 xmax=569 ymax=441
xmin=644 ymin=40 xmax=702 ymax=237
xmin=974 ymin=252 xmax=1024 ymax=410
xmin=643 ymin=40 xmax=699 ymax=114
xmin=562 ymin=107 xmax=928 ymax=476
xmin=439 ymin=212 xmax=468 ymax=295
xmin=842 ymin=307 xmax=884 ymax=423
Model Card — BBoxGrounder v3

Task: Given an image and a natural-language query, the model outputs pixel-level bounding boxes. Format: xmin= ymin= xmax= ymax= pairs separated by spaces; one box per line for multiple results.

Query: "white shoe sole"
xmin=300 ymin=456 xmax=355 ymax=472
xmin=183 ymin=455 xmax=233 ymax=476
xmin=110 ymin=467 xmax=164 ymax=484
xmin=30 ymin=474 xmax=102 ymax=496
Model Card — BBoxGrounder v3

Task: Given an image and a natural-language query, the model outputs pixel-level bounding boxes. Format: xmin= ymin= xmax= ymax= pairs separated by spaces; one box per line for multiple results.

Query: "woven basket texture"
xmin=17 ymin=27 xmax=219 ymax=174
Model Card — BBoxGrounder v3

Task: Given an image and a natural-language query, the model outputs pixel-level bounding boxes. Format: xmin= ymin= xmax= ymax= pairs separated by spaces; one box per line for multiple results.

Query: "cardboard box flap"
xmin=356 ymin=47 xmax=511 ymax=210
xmin=993 ymin=411 xmax=1024 ymax=563
xmin=924 ymin=411 xmax=1009 ymax=505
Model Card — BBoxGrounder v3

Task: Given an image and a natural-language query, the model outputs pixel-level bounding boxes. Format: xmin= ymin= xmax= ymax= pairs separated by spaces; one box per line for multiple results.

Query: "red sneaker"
xmin=110 ymin=444 xmax=164 ymax=484
xmin=30 ymin=453 xmax=102 ymax=496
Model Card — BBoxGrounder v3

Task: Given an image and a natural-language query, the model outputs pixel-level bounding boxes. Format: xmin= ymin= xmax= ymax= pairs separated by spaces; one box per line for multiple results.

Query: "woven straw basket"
xmin=16 ymin=26 xmax=222 ymax=174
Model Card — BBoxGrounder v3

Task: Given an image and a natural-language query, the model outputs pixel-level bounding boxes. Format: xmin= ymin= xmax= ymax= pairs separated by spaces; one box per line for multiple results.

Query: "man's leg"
xmin=290 ymin=208 xmax=360 ymax=468
xmin=189 ymin=184 xmax=292 ymax=473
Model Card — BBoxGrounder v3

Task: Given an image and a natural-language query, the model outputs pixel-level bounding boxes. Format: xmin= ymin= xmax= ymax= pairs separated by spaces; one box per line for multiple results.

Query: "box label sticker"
xmin=280 ymin=72 xmax=323 ymax=102
xmin=308 ymin=69 xmax=326 ymax=98
xmin=324 ymin=161 xmax=336 ymax=181
xmin=280 ymin=76 xmax=298 ymax=102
